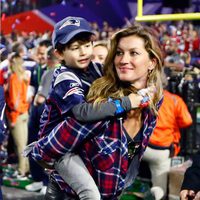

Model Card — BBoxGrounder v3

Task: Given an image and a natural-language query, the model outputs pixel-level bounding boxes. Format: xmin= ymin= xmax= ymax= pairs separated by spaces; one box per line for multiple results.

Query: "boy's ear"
xmin=54 ymin=49 xmax=63 ymax=60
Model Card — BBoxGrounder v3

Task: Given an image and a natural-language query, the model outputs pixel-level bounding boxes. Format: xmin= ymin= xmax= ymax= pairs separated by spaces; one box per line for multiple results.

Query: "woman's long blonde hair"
xmin=10 ymin=53 xmax=29 ymax=83
xmin=87 ymin=24 xmax=164 ymax=115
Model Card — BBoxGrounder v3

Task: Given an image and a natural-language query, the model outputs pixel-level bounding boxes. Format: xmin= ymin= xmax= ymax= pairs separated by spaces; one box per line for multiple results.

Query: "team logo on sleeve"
xmin=70 ymin=83 xmax=79 ymax=87
xmin=63 ymin=87 xmax=84 ymax=99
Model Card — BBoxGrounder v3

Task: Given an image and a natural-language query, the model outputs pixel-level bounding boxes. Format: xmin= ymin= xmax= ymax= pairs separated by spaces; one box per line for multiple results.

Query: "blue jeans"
xmin=54 ymin=153 xmax=100 ymax=200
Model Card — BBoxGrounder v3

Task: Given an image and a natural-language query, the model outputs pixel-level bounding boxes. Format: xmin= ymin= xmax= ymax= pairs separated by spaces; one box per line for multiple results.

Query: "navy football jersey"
xmin=39 ymin=62 xmax=102 ymax=138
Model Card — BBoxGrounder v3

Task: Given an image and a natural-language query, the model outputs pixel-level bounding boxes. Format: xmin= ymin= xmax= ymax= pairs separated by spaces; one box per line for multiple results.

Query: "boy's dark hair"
xmin=55 ymin=32 xmax=93 ymax=53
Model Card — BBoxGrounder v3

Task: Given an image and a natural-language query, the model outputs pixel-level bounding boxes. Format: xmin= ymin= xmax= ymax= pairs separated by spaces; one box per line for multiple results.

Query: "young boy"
xmin=24 ymin=16 xmax=145 ymax=199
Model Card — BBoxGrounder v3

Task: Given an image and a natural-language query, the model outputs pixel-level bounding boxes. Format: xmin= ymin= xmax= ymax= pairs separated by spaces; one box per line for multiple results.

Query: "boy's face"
xmin=60 ymin=41 xmax=93 ymax=70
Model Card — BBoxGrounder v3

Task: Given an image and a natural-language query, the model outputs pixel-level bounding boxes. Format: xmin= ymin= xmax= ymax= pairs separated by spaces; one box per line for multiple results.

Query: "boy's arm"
xmin=72 ymin=86 xmax=158 ymax=122
xmin=72 ymin=95 xmax=143 ymax=122
xmin=52 ymin=69 xmax=143 ymax=121
xmin=72 ymin=96 xmax=131 ymax=122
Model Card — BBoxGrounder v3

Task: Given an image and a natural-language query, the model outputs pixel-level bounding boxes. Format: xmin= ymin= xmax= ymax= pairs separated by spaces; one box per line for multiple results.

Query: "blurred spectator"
xmin=0 ymin=44 xmax=9 ymax=86
xmin=5 ymin=53 xmax=30 ymax=177
xmin=12 ymin=42 xmax=37 ymax=73
xmin=33 ymin=47 xmax=60 ymax=106
xmin=26 ymin=40 xmax=51 ymax=193
xmin=142 ymin=72 xmax=193 ymax=199
xmin=91 ymin=40 xmax=109 ymax=64
xmin=29 ymin=39 xmax=52 ymax=93
xmin=164 ymin=38 xmax=185 ymax=72
xmin=0 ymin=0 xmax=61 ymax=17
xmin=12 ymin=42 xmax=28 ymax=58
xmin=191 ymin=29 xmax=200 ymax=57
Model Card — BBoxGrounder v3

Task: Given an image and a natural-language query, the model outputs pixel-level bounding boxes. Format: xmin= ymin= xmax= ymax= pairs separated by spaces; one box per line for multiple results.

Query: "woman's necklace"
xmin=123 ymin=110 xmax=142 ymax=139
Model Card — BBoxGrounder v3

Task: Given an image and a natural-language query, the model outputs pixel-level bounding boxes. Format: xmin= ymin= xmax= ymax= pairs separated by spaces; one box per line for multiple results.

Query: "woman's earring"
xmin=148 ymin=69 xmax=153 ymax=78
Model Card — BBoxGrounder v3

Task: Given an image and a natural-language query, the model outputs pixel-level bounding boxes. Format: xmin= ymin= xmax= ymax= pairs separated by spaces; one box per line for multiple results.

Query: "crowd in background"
xmin=1 ymin=0 xmax=64 ymax=17
xmin=0 ymin=18 xmax=200 ymax=199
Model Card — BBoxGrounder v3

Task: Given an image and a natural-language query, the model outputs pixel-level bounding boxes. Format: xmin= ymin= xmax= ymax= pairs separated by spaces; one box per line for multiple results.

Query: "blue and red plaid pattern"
xmin=32 ymin=118 xmax=108 ymax=163
xmin=30 ymin=97 xmax=163 ymax=199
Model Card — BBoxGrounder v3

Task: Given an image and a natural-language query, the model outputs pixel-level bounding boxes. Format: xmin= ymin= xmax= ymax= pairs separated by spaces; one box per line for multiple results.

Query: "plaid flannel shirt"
xmin=31 ymin=97 xmax=163 ymax=199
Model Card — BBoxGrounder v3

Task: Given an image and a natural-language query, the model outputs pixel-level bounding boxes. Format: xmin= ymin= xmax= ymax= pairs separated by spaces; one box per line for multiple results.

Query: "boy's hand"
xmin=128 ymin=93 xmax=142 ymax=109
xmin=180 ymin=190 xmax=196 ymax=200
xmin=194 ymin=191 xmax=200 ymax=200
xmin=128 ymin=85 xmax=157 ymax=109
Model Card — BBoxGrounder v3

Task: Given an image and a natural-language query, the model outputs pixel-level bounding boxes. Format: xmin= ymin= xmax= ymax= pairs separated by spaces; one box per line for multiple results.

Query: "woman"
xmin=5 ymin=53 xmax=30 ymax=177
xmin=91 ymin=40 xmax=109 ymax=64
xmin=30 ymin=24 xmax=164 ymax=199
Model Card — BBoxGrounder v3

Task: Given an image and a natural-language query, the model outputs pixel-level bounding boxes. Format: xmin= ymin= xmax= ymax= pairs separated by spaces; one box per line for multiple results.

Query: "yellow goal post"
xmin=135 ymin=0 xmax=200 ymax=22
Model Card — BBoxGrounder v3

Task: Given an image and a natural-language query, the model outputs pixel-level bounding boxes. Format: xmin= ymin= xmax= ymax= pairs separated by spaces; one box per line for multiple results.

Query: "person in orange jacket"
xmin=5 ymin=53 xmax=30 ymax=177
xmin=142 ymin=73 xmax=193 ymax=199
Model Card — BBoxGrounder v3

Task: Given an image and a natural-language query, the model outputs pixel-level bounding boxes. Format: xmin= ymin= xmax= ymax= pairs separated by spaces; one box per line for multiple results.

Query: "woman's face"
xmin=92 ymin=45 xmax=108 ymax=64
xmin=114 ymin=35 xmax=155 ymax=89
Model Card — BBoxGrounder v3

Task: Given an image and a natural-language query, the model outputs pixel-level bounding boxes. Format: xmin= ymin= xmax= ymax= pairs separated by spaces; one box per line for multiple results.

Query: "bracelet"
xmin=113 ymin=99 xmax=125 ymax=115
xmin=137 ymin=88 xmax=149 ymax=97
xmin=139 ymin=96 xmax=150 ymax=108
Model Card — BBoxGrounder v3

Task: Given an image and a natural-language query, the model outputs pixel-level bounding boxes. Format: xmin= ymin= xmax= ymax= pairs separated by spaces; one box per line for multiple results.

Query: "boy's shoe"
xmin=150 ymin=186 xmax=164 ymax=200
xmin=25 ymin=181 xmax=43 ymax=192
xmin=40 ymin=186 xmax=47 ymax=195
